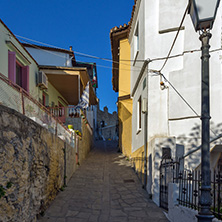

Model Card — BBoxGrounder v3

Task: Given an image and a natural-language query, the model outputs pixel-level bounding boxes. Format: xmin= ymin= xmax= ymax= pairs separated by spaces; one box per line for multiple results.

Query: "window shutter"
xmin=22 ymin=66 xmax=29 ymax=92
xmin=8 ymin=51 xmax=16 ymax=83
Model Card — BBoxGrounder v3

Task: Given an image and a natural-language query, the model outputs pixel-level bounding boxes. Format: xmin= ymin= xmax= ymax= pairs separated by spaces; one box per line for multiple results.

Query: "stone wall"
xmin=97 ymin=106 xmax=118 ymax=140
xmin=78 ymin=124 xmax=93 ymax=164
xmin=0 ymin=105 xmax=92 ymax=222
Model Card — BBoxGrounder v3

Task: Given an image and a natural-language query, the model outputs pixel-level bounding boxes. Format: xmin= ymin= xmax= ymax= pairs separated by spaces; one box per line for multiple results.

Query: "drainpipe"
xmin=144 ymin=60 xmax=150 ymax=190
xmin=131 ymin=59 xmax=151 ymax=189
xmin=142 ymin=98 xmax=148 ymax=189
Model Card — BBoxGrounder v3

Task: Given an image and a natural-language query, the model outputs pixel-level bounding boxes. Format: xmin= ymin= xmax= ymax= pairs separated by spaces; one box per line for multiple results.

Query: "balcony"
xmin=49 ymin=106 xmax=81 ymax=123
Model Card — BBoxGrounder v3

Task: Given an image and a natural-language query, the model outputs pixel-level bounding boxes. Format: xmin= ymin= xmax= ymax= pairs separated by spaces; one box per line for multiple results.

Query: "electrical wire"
xmin=160 ymin=72 xmax=218 ymax=138
xmin=15 ymin=34 xmax=142 ymax=71
xmin=160 ymin=73 xmax=199 ymax=117
xmin=2 ymin=17 xmax=221 ymax=138
xmin=18 ymin=37 xmax=137 ymax=72
xmin=8 ymin=32 xmax=222 ymax=72
xmin=158 ymin=1 xmax=191 ymax=72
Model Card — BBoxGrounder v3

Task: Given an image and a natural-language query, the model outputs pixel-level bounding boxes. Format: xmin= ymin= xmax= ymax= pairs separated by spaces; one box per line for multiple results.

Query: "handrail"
xmin=0 ymin=72 xmax=70 ymax=133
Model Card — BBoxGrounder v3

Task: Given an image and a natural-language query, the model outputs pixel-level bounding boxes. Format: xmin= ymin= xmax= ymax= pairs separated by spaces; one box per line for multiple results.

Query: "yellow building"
xmin=110 ymin=24 xmax=133 ymax=157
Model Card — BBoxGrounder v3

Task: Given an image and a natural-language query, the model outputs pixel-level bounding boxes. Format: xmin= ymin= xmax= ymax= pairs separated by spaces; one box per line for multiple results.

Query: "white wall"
xmin=130 ymin=0 xmax=222 ymax=165
xmin=25 ymin=47 xmax=72 ymax=67
xmin=168 ymin=183 xmax=221 ymax=222
xmin=130 ymin=0 xmax=222 ymax=201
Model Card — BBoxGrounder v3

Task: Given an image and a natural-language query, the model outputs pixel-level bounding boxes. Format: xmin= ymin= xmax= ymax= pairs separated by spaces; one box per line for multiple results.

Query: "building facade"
xmin=110 ymin=24 xmax=133 ymax=156
xmin=129 ymin=0 xmax=222 ymax=205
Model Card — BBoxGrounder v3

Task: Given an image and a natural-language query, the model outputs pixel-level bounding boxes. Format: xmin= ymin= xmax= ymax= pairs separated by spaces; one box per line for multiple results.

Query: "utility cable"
xmin=161 ymin=73 xmax=199 ymax=117
xmin=15 ymin=34 xmax=142 ymax=70
xmin=158 ymin=2 xmax=190 ymax=72
xmin=160 ymin=72 xmax=218 ymax=138
xmin=18 ymin=38 xmax=135 ymax=72
xmin=2 ymin=20 xmax=221 ymax=138
xmin=5 ymin=31 xmax=222 ymax=71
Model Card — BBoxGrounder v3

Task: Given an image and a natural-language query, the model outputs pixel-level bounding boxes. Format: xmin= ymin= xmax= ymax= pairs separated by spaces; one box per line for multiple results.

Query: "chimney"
xmin=69 ymin=46 xmax=73 ymax=51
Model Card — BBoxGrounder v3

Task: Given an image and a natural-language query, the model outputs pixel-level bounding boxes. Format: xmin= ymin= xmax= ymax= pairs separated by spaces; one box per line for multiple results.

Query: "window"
xmin=8 ymin=51 xmax=29 ymax=92
xmin=134 ymin=23 xmax=139 ymax=58
xmin=42 ymin=92 xmax=49 ymax=106
xmin=137 ymin=96 xmax=142 ymax=132
xmin=16 ymin=62 xmax=23 ymax=86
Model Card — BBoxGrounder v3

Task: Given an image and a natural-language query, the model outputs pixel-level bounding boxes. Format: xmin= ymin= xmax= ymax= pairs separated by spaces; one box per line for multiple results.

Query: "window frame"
xmin=16 ymin=61 xmax=23 ymax=87
xmin=8 ymin=50 xmax=29 ymax=93
xmin=137 ymin=96 xmax=142 ymax=133
xmin=134 ymin=22 xmax=139 ymax=60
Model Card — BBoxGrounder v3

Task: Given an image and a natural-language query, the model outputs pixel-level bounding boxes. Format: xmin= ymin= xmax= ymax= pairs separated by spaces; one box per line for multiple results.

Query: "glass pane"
xmin=195 ymin=0 xmax=218 ymax=20
xmin=16 ymin=63 xmax=22 ymax=87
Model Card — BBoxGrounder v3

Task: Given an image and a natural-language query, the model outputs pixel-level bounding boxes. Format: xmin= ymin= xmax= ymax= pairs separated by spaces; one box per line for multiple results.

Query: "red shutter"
xmin=8 ymin=51 xmax=16 ymax=83
xmin=22 ymin=66 xmax=29 ymax=92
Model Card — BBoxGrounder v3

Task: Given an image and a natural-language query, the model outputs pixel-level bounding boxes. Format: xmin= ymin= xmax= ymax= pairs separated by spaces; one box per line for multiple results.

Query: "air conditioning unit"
xmin=38 ymin=71 xmax=48 ymax=89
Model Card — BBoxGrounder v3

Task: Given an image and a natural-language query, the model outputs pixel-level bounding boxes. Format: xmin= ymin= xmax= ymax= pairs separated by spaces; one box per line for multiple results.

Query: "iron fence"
xmin=178 ymin=170 xmax=200 ymax=211
xmin=159 ymin=159 xmax=180 ymax=210
xmin=178 ymin=170 xmax=222 ymax=220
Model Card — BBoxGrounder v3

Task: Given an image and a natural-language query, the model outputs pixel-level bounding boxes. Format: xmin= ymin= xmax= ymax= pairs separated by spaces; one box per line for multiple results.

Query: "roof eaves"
xmin=22 ymin=43 xmax=75 ymax=56
xmin=39 ymin=65 xmax=87 ymax=72
xmin=128 ymin=0 xmax=138 ymax=39
xmin=110 ymin=24 xmax=130 ymax=92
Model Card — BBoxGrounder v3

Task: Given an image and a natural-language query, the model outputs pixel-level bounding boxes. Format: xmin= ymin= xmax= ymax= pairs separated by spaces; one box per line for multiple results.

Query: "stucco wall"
xmin=119 ymin=39 xmax=131 ymax=97
xmin=168 ymin=183 xmax=221 ymax=222
xmin=0 ymin=104 xmax=92 ymax=221
xmin=118 ymin=99 xmax=132 ymax=157
xmin=0 ymin=21 xmax=40 ymax=101
xmin=129 ymin=1 xmax=222 ymax=199
xmin=43 ymin=82 xmax=68 ymax=107
xmin=0 ymin=20 xmax=70 ymax=111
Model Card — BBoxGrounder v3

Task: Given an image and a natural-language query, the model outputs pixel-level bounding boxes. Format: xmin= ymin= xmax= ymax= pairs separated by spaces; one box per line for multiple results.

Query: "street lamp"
xmin=189 ymin=0 xmax=220 ymax=31
xmin=188 ymin=0 xmax=221 ymax=221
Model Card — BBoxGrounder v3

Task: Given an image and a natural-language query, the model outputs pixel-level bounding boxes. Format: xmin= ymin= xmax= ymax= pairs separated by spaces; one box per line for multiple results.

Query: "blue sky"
xmin=0 ymin=0 xmax=134 ymax=113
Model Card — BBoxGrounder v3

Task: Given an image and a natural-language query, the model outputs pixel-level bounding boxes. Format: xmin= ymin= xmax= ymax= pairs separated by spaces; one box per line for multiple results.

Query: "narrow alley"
xmin=38 ymin=141 xmax=168 ymax=222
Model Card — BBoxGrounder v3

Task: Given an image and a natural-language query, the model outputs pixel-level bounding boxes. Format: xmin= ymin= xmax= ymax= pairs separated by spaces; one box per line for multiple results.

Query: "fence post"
xmin=20 ymin=88 xmax=25 ymax=115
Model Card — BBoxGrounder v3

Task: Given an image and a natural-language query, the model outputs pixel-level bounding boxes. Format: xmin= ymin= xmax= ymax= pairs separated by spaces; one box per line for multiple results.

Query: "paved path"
xmin=38 ymin=141 xmax=168 ymax=222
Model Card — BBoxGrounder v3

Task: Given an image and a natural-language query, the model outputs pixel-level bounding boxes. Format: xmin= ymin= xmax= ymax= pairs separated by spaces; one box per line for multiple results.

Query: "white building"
xmin=129 ymin=0 xmax=222 ymax=205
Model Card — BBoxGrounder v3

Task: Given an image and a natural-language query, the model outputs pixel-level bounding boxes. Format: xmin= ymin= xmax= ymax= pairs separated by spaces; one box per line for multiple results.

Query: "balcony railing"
xmin=48 ymin=106 xmax=81 ymax=123
xmin=0 ymin=72 xmax=76 ymax=147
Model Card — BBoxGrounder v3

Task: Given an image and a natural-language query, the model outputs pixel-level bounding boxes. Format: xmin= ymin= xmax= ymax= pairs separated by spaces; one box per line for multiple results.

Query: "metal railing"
xmin=0 ymin=73 xmax=74 ymax=147
xmin=159 ymin=159 xmax=180 ymax=210
xmin=178 ymin=170 xmax=200 ymax=211
xmin=177 ymin=170 xmax=222 ymax=219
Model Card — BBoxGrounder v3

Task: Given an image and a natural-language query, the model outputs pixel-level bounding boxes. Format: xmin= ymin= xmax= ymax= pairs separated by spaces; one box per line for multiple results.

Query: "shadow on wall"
xmin=176 ymin=121 xmax=222 ymax=170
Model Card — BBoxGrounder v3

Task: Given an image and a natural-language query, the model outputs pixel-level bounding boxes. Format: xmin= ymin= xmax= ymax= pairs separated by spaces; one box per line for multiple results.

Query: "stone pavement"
xmin=38 ymin=141 xmax=168 ymax=222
